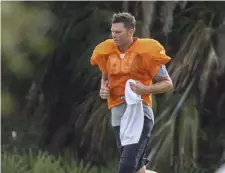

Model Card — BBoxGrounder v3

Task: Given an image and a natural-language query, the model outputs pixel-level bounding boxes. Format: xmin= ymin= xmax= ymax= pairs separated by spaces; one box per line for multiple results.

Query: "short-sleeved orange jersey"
xmin=90 ymin=37 xmax=171 ymax=109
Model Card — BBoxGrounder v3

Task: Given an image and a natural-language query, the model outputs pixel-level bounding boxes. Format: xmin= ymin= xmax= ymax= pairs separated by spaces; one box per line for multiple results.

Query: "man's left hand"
xmin=130 ymin=81 xmax=149 ymax=95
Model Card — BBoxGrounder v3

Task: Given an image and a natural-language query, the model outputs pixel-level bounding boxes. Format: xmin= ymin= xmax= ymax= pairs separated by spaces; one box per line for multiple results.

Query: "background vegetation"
xmin=1 ymin=1 xmax=225 ymax=173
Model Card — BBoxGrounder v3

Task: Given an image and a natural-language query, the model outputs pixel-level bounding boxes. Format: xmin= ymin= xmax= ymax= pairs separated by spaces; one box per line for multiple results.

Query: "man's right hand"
xmin=100 ymin=80 xmax=110 ymax=99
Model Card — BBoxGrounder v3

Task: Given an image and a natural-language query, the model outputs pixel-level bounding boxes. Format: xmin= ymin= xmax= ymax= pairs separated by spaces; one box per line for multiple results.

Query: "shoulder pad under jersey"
xmin=94 ymin=39 xmax=115 ymax=55
xmin=132 ymin=38 xmax=165 ymax=54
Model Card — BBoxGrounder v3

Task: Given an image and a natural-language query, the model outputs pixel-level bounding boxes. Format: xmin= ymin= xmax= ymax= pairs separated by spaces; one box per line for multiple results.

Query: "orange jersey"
xmin=90 ymin=38 xmax=171 ymax=109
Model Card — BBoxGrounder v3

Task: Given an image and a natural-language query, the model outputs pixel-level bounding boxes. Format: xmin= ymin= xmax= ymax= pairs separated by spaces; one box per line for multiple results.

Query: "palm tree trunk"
xmin=141 ymin=1 xmax=155 ymax=38
xmin=159 ymin=1 xmax=177 ymax=48
xmin=122 ymin=0 xmax=129 ymax=12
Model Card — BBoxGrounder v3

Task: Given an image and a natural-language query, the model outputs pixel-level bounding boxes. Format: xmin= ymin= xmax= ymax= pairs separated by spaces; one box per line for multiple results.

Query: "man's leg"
xmin=113 ymin=117 xmax=153 ymax=173
xmin=114 ymin=126 xmax=123 ymax=155
xmin=136 ymin=106 xmax=156 ymax=173
xmin=136 ymin=141 xmax=151 ymax=173
xmin=118 ymin=135 xmax=149 ymax=173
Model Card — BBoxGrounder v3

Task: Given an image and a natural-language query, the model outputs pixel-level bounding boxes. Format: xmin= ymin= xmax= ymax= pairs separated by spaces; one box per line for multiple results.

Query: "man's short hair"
xmin=111 ymin=12 xmax=136 ymax=30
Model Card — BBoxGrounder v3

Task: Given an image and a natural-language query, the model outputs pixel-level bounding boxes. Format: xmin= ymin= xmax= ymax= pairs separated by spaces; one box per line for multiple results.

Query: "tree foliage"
xmin=2 ymin=1 xmax=225 ymax=173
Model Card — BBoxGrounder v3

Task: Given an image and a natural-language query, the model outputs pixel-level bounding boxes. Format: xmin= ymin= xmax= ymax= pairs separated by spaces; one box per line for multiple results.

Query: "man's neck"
xmin=118 ymin=38 xmax=134 ymax=53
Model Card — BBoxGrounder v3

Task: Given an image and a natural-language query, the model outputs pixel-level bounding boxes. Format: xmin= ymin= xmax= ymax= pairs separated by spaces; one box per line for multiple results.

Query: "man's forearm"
xmin=102 ymin=72 xmax=108 ymax=80
xmin=101 ymin=72 xmax=108 ymax=86
xmin=146 ymin=79 xmax=173 ymax=94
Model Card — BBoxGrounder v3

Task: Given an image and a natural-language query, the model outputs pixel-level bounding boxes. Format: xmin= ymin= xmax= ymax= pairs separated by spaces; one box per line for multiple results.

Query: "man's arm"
xmin=147 ymin=75 xmax=173 ymax=94
xmin=99 ymin=72 xmax=110 ymax=99
xmin=130 ymin=65 xmax=173 ymax=95
xmin=148 ymin=65 xmax=173 ymax=94
xmin=101 ymin=72 xmax=108 ymax=86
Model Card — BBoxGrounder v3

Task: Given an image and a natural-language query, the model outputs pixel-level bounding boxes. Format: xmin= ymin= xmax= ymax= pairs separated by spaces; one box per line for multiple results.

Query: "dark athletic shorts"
xmin=113 ymin=116 xmax=154 ymax=172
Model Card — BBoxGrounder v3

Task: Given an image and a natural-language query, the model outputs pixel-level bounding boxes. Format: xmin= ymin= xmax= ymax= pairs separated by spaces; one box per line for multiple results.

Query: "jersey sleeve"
xmin=90 ymin=46 xmax=108 ymax=73
xmin=154 ymin=65 xmax=169 ymax=78
xmin=150 ymin=40 xmax=171 ymax=65
xmin=142 ymin=39 xmax=171 ymax=77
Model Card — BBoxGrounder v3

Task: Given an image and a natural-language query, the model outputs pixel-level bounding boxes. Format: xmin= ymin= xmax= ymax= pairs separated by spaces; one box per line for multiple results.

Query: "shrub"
xmin=1 ymin=150 xmax=117 ymax=173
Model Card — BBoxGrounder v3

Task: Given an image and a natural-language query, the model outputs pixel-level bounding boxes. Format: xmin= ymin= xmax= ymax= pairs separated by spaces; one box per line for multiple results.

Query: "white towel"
xmin=120 ymin=79 xmax=144 ymax=146
xmin=215 ymin=164 xmax=225 ymax=173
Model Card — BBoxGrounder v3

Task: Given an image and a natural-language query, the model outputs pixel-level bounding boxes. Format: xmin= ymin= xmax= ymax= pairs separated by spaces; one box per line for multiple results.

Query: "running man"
xmin=90 ymin=12 xmax=173 ymax=173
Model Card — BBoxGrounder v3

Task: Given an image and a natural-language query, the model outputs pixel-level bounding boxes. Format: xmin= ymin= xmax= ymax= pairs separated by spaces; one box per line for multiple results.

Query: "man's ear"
xmin=128 ymin=28 xmax=135 ymax=35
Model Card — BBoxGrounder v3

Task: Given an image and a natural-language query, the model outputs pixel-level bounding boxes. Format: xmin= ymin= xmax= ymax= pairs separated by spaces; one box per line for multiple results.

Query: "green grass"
xmin=1 ymin=149 xmax=212 ymax=173
xmin=1 ymin=150 xmax=118 ymax=173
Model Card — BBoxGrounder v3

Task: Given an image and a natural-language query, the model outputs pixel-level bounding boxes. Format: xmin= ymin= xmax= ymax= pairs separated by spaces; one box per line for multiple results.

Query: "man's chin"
xmin=114 ymin=42 xmax=120 ymax=46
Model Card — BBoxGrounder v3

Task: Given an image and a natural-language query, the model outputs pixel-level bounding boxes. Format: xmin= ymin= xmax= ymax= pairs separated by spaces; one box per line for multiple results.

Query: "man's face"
xmin=111 ymin=22 xmax=133 ymax=46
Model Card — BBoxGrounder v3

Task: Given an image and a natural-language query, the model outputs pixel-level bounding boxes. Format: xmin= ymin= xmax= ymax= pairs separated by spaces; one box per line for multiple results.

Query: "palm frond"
xmin=147 ymin=78 xmax=199 ymax=171
xmin=68 ymin=92 xmax=116 ymax=166
xmin=168 ymin=19 xmax=225 ymax=114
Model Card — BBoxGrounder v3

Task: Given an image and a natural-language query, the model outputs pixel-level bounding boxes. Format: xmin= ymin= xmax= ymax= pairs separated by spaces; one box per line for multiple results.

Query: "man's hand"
xmin=130 ymin=76 xmax=173 ymax=95
xmin=100 ymin=80 xmax=110 ymax=99
xmin=130 ymin=81 xmax=149 ymax=95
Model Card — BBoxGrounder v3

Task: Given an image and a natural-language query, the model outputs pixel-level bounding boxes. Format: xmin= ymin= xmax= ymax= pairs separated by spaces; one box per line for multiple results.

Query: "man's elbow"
xmin=153 ymin=76 xmax=174 ymax=93
xmin=165 ymin=80 xmax=173 ymax=92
